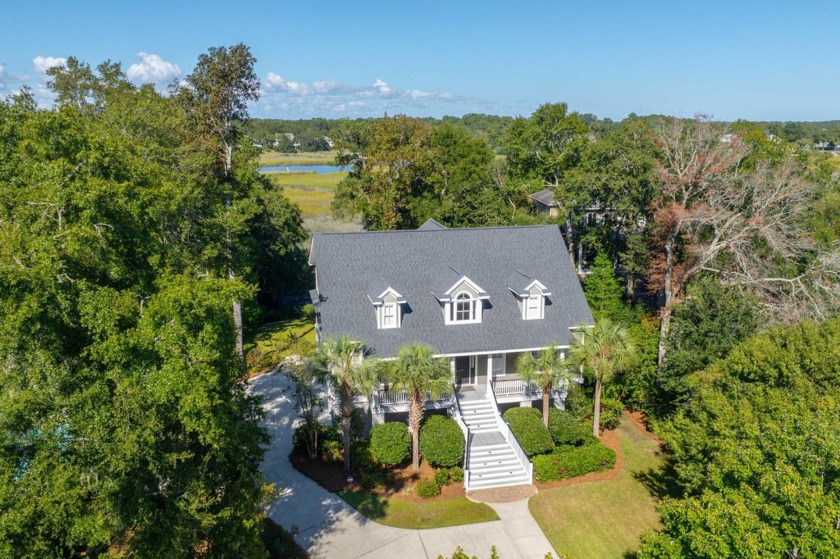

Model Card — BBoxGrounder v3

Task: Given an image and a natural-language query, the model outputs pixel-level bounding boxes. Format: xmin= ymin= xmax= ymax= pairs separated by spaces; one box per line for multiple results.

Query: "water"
xmin=259 ymin=164 xmax=345 ymax=174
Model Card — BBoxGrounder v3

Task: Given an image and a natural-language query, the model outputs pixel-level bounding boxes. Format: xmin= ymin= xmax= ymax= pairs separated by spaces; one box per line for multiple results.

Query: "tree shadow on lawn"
xmin=632 ymin=457 xmax=683 ymax=501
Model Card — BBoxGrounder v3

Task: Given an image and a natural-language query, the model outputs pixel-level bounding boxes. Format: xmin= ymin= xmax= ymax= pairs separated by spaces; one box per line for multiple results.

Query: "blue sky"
xmin=1 ymin=0 xmax=836 ymax=121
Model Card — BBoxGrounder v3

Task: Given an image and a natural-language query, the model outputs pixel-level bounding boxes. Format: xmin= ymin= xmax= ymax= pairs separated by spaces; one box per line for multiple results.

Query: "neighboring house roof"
xmin=529 ymin=188 xmax=556 ymax=207
xmin=417 ymin=217 xmax=448 ymax=231
xmin=309 ymin=225 xmax=594 ymax=358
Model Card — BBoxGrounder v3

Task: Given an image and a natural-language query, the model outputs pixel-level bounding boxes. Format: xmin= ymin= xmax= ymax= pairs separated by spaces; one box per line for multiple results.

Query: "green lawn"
xmin=338 ymin=492 xmax=499 ymax=530
xmin=529 ymin=420 xmax=675 ymax=559
xmin=245 ymin=318 xmax=316 ymax=374
xmin=265 ymin=170 xmax=347 ymax=191
xmin=260 ymin=150 xmax=338 ymax=166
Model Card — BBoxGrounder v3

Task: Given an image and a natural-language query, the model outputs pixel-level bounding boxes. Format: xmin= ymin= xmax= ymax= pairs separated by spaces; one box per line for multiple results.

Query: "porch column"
xmin=486 ymin=354 xmax=494 ymax=397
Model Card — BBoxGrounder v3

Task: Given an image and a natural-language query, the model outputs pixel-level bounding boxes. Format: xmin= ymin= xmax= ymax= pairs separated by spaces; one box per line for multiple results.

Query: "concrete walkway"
xmin=251 ymin=370 xmax=555 ymax=559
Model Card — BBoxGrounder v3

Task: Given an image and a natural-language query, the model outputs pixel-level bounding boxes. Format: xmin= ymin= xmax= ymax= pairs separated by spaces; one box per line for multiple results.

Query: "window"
xmin=382 ymin=303 xmax=397 ymax=328
xmin=491 ymin=354 xmax=505 ymax=376
xmin=455 ymin=293 xmax=472 ymax=321
xmin=526 ymin=293 xmax=542 ymax=320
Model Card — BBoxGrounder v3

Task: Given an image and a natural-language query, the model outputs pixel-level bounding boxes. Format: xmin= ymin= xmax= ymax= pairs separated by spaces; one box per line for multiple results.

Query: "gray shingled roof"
xmin=309 ymin=225 xmax=593 ymax=358
xmin=417 ymin=218 xmax=447 ymax=231
xmin=529 ymin=188 xmax=556 ymax=206
xmin=506 ymin=271 xmax=544 ymax=296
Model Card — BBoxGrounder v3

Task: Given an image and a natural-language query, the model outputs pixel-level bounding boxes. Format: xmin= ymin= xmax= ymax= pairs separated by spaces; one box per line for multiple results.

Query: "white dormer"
xmin=434 ymin=273 xmax=489 ymax=325
xmin=507 ymin=272 xmax=550 ymax=320
xmin=368 ymin=281 xmax=405 ymax=329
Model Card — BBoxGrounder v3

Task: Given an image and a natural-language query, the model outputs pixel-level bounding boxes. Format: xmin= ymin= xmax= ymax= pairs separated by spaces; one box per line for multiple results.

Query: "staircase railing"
xmin=450 ymin=384 xmax=473 ymax=491
xmin=488 ymin=383 xmax=534 ymax=485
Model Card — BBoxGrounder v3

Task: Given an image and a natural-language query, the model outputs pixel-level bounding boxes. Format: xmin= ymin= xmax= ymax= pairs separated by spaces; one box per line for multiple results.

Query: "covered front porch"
xmin=372 ymin=350 xmax=569 ymax=414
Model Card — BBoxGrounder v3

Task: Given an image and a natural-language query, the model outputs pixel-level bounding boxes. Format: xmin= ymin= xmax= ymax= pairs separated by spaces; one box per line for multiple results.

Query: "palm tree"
xmin=516 ymin=344 xmax=572 ymax=427
xmin=314 ymin=336 xmax=381 ymax=471
xmin=388 ymin=344 xmax=452 ymax=471
xmin=568 ymin=318 xmax=636 ymax=438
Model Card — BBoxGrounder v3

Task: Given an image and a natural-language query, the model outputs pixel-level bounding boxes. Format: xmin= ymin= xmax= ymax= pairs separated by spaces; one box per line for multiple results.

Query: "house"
xmin=308 ymin=220 xmax=594 ymax=489
xmin=528 ymin=188 xmax=559 ymax=217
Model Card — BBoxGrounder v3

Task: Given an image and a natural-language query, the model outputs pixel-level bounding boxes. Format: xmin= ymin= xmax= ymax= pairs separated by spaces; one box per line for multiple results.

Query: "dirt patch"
xmin=623 ymin=410 xmax=664 ymax=444
xmin=291 ymin=454 xmax=466 ymax=503
xmin=534 ymin=427 xmax=624 ymax=490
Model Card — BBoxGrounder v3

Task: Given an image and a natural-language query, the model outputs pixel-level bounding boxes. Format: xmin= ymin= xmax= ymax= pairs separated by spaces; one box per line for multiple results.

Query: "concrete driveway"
xmin=251 ymin=370 xmax=555 ymax=558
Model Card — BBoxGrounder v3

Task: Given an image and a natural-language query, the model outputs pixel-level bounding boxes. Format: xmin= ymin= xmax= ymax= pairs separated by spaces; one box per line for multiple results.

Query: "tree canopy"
xmin=0 ymin=46 xmax=306 ymax=557
xmin=639 ymin=317 xmax=840 ymax=558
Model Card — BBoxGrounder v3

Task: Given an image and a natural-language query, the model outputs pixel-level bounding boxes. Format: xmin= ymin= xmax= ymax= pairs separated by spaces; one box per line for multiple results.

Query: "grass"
xmin=248 ymin=318 xmax=315 ymax=354
xmin=338 ymin=492 xmax=498 ymax=530
xmin=265 ymin=170 xmax=348 ymax=191
xmin=260 ymin=150 xmax=338 ymax=166
xmin=529 ymin=419 xmax=677 ymax=559
xmin=245 ymin=318 xmax=316 ymax=374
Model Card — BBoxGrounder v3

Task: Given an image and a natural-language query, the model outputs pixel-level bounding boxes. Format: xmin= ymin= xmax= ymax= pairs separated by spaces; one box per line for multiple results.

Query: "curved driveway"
xmin=251 ymin=371 xmax=555 ymax=559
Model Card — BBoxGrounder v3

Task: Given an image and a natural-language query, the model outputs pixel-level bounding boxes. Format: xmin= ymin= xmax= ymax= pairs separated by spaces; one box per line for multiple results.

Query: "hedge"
xmin=419 ymin=415 xmax=464 ymax=467
xmin=548 ymin=409 xmax=593 ymax=446
xmin=533 ymin=442 xmax=617 ymax=481
xmin=369 ymin=422 xmax=411 ymax=466
xmin=502 ymin=407 xmax=554 ymax=457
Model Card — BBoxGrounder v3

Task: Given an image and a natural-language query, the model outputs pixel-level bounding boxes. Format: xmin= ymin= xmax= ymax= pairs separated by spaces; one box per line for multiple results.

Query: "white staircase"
xmin=457 ymin=397 xmax=532 ymax=490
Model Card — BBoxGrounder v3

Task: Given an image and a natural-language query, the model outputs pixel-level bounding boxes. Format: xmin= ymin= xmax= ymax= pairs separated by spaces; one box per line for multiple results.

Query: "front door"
xmin=455 ymin=356 xmax=476 ymax=385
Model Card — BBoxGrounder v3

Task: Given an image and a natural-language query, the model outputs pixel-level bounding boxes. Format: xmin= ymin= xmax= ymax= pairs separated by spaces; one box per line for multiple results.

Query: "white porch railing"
xmin=450 ymin=383 xmax=473 ymax=491
xmin=377 ymin=388 xmax=452 ymax=407
xmin=491 ymin=378 xmax=536 ymax=397
xmin=488 ymin=382 xmax=534 ymax=485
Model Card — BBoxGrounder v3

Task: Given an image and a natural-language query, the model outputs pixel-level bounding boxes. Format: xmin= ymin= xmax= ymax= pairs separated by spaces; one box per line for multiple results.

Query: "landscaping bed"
xmin=291 ymin=453 xmax=465 ymax=503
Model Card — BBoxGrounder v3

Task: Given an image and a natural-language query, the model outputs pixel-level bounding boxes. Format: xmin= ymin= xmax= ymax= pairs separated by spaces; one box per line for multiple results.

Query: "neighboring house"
xmin=528 ymin=188 xmax=559 ymax=217
xmin=308 ymin=219 xmax=594 ymax=489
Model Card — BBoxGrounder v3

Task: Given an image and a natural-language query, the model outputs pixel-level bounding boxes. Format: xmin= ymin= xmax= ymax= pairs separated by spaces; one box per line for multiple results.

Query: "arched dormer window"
xmin=450 ymin=291 xmax=480 ymax=323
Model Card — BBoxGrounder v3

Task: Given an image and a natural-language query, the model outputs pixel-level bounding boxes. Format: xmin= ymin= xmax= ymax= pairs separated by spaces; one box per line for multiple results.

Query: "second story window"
xmin=382 ymin=302 xmax=397 ymax=328
xmin=526 ymin=293 xmax=542 ymax=320
xmin=452 ymin=292 xmax=479 ymax=323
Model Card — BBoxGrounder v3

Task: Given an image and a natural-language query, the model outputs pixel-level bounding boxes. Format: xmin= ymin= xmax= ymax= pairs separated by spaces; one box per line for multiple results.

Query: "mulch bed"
xmin=291 ymin=454 xmax=465 ymax=503
xmin=293 ymin=413 xmax=664 ymax=498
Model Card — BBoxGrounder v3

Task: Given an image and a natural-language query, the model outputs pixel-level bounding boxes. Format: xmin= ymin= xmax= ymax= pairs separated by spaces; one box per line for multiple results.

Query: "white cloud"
xmin=373 ymin=79 xmax=391 ymax=95
xmin=257 ymin=71 xmax=458 ymax=118
xmin=126 ymin=52 xmax=181 ymax=84
xmin=33 ymin=55 xmax=67 ymax=73
xmin=265 ymin=72 xmax=310 ymax=95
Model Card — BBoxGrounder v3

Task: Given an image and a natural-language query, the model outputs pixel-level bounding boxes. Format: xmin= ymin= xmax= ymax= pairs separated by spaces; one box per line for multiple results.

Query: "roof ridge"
xmin=313 ymin=224 xmax=560 ymax=236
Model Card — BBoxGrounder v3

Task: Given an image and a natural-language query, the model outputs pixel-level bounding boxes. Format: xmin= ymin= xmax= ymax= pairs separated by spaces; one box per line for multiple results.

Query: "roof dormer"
xmin=432 ymin=267 xmax=488 ymax=325
xmin=507 ymin=271 xmax=551 ymax=320
xmin=368 ymin=278 xmax=406 ymax=329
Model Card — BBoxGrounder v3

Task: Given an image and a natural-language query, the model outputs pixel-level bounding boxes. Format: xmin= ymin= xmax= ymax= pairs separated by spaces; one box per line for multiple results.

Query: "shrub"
xmin=599 ymin=397 xmax=623 ymax=430
xmin=502 ymin=407 xmax=554 ymax=457
xmin=533 ymin=442 xmax=617 ymax=481
xmin=548 ymin=409 xmax=593 ymax=446
xmin=370 ymin=422 xmax=411 ymax=466
xmin=321 ymin=440 xmax=342 ymax=463
xmin=301 ymin=303 xmax=315 ymax=319
xmin=350 ymin=441 xmax=387 ymax=489
xmin=416 ymin=478 xmax=441 ymax=499
xmin=420 ymin=416 xmax=464 ymax=467
xmin=292 ymin=424 xmax=341 ymax=460
xmin=434 ymin=466 xmax=464 ymax=487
